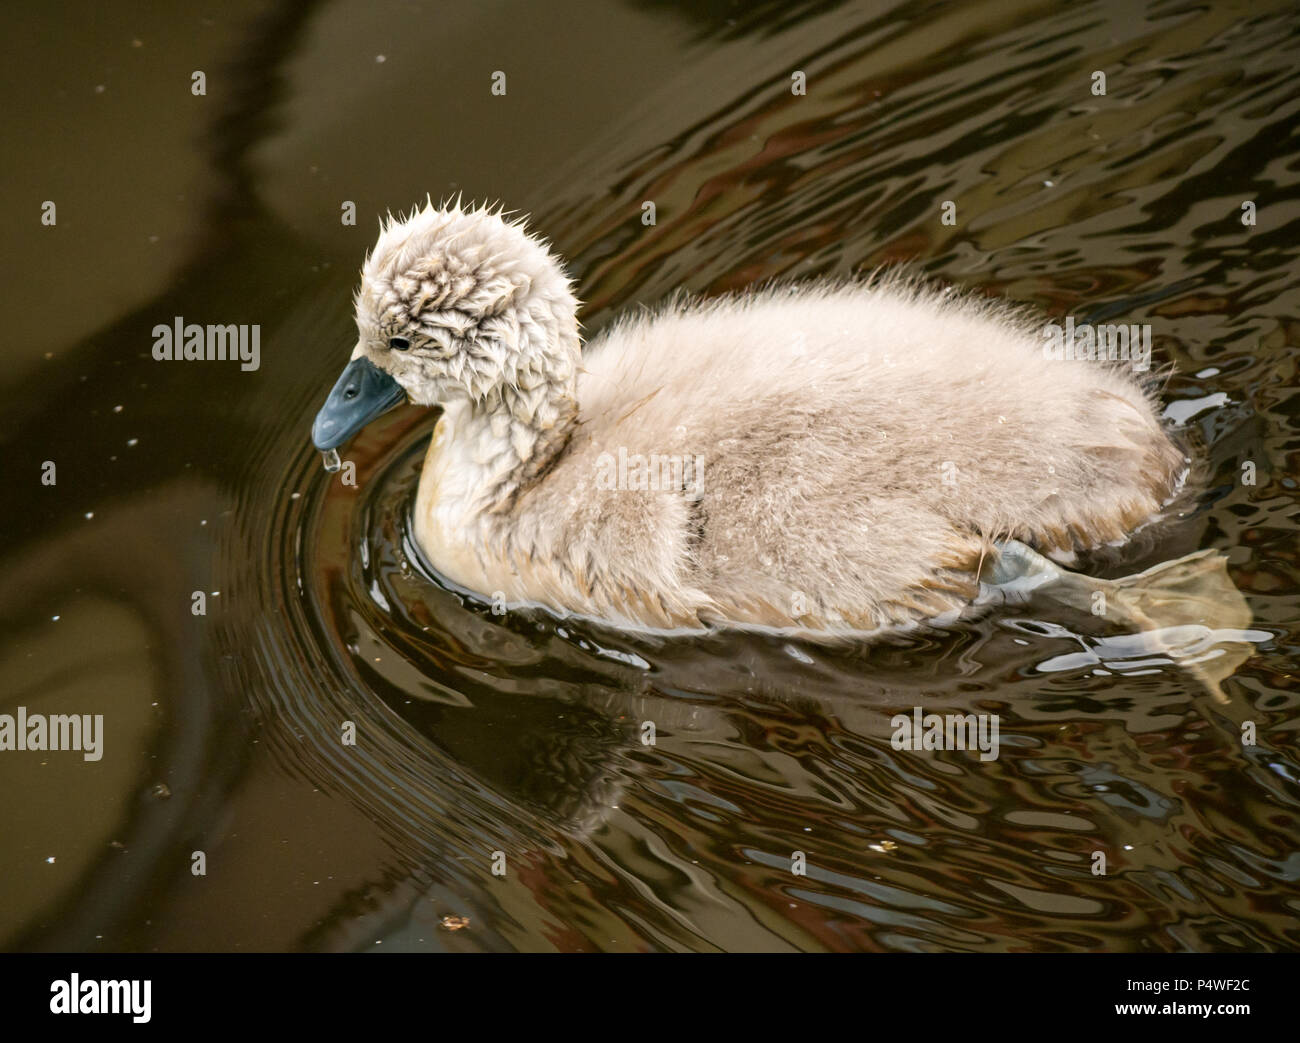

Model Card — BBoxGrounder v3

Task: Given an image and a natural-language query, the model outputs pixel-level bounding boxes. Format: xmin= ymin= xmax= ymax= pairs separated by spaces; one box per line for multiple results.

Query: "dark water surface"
xmin=3 ymin=0 xmax=1299 ymax=951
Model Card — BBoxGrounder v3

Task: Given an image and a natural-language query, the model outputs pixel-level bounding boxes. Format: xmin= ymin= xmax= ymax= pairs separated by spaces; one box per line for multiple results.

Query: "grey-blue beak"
xmin=312 ymin=356 xmax=407 ymax=451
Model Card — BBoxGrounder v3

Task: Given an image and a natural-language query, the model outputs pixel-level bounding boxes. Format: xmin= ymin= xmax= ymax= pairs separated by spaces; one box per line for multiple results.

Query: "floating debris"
xmin=439 ymin=915 xmax=470 ymax=932
xmin=321 ymin=448 xmax=341 ymax=473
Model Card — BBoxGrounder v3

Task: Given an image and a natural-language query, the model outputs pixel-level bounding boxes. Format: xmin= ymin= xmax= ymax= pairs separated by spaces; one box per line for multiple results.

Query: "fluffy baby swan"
xmin=313 ymin=201 xmax=1186 ymax=633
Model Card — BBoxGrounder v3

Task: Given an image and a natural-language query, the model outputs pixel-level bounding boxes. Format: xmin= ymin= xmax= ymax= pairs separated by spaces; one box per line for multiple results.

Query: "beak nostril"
xmin=312 ymin=355 xmax=405 ymax=452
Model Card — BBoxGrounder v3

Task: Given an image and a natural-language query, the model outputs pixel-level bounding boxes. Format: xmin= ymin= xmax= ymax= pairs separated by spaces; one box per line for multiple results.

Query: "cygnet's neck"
xmin=421 ymin=382 xmax=579 ymax=525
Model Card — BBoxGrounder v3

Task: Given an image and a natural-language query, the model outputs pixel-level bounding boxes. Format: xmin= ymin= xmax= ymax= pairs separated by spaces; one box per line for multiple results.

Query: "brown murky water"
xmin=3 ymin=0 xmax=1299 ymax=952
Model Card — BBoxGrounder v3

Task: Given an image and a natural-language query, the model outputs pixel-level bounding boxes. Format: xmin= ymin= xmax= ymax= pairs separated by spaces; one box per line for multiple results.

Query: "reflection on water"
xmin=2 ymin=0 xmax=1299 ymax=951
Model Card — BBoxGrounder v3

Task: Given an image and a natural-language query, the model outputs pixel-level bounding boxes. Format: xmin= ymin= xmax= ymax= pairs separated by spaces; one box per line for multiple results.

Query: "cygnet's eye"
xmin=389 ymin=336 xmax=411 ymax=351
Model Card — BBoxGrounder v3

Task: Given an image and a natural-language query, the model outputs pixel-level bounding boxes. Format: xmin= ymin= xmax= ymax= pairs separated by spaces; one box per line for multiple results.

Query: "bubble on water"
xmin=321 ymin=448 xmax=341 ymax=473
xmin=783 ymin=643 xmax=815 ymax=665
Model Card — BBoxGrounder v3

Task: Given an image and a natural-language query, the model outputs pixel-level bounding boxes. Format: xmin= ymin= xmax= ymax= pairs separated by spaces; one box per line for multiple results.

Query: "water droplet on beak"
xmin=321 ymin=448 xmax=341 ymax=473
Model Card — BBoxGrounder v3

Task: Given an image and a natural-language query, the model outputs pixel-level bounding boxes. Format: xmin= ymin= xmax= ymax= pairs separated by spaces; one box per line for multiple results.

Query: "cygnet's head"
xmin=312 ymin=200 xmax=580 ymax=452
